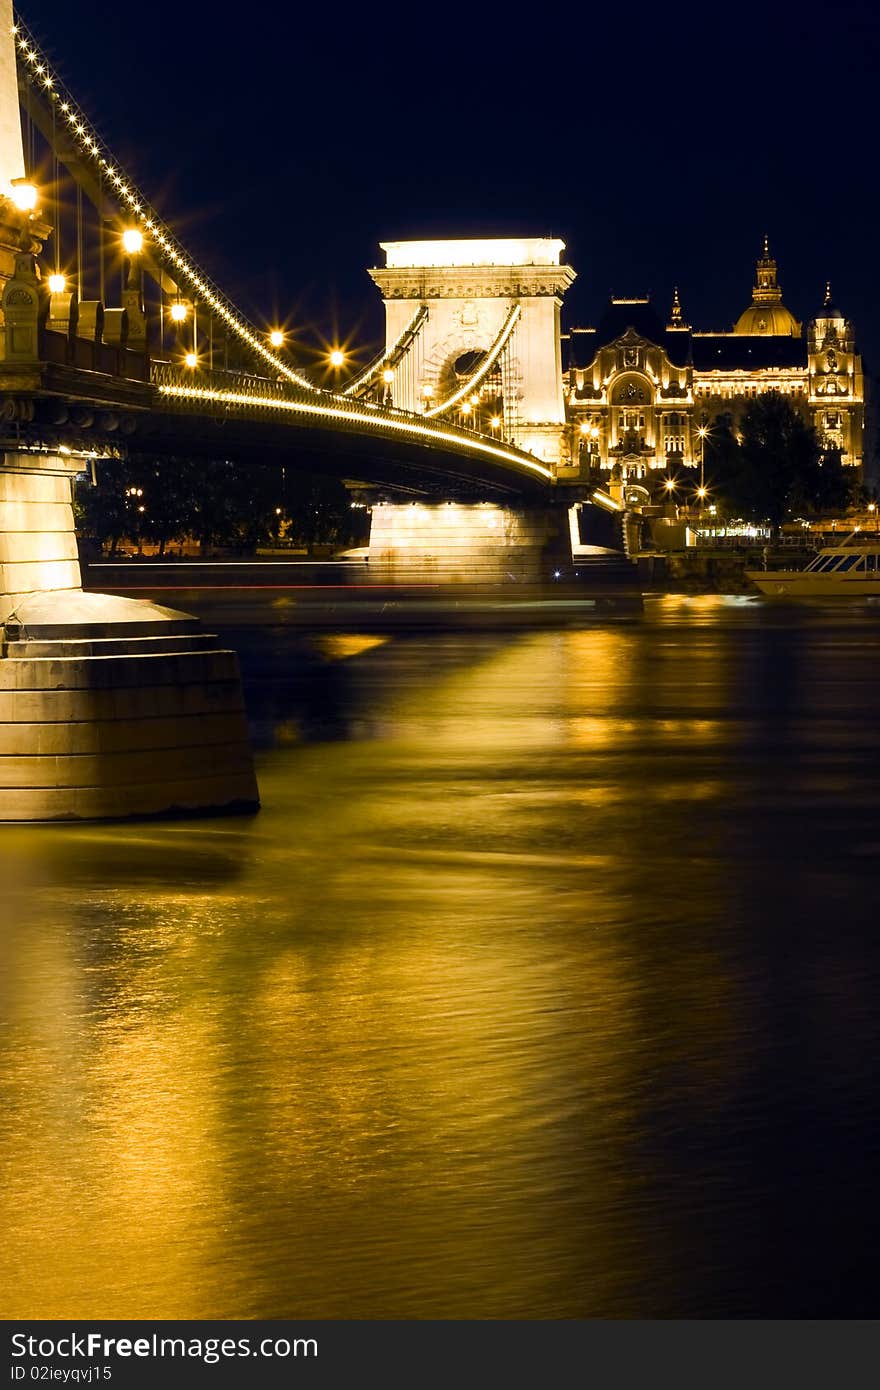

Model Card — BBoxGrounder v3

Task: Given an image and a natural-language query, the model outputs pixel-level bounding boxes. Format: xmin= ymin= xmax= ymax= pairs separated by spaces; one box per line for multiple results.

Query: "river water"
xmin=1 ymin=595 xmax=879 ymax=1319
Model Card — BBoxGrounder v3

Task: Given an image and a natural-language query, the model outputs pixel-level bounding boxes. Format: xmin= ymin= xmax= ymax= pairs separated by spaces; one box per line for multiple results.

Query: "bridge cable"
xmin=341 ymin=305 xmax=428 ymax=397
xmin=11 ymin=13 xmax=316 ymax=391
xmin=423 ymin=304 xmax=521 ymax=419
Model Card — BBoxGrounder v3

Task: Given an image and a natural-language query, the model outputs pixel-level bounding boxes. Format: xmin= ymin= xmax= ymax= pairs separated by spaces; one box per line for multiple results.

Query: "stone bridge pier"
xmin=366 ymin=500 xmax=574 ymax=585
xmin=0 ymin=449 xmax=259 ymax=820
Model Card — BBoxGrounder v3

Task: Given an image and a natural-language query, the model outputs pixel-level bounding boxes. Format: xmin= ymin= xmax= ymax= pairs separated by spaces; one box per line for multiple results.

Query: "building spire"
xmin=753 ymin=235 xmax=782 ymax=305
xmin=824 ymin=281 xmax=833 ymax=307
xmin=667 ymin=284 xmax=689 ymax=330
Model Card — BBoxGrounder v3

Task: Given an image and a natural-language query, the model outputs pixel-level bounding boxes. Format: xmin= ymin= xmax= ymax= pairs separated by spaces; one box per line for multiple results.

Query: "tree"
xmin=75 ymin=453 xmax=368 ymax=556
xmin=135 ymin=457 xmax=200 ymax=556
xmin=74 ymin=457 xmax=132 ymax=556
xmin=703 ymin=413 xmax=746 ymax=513
xmin=716 ymin=393 xmax=831 ymax=528
xmin=812 ymin=444 xmax=850 ymax=514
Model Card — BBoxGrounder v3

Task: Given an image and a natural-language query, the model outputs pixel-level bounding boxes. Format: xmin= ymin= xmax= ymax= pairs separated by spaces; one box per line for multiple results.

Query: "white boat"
xmin=746 ymin=537 xmax=880 ymax=597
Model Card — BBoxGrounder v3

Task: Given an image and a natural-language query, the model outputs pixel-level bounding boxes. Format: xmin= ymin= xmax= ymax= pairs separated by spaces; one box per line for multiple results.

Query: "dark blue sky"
xmin=19 ymin=0 xmax=880 ymax=374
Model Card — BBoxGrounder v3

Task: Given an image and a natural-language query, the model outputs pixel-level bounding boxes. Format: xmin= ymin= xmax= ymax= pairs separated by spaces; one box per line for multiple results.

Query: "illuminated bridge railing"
xmin=150 ymin=363 xmax=554 ymax=482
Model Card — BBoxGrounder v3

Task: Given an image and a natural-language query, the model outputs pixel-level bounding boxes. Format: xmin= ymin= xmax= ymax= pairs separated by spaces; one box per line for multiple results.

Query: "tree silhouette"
xmin=704 ymin=395 xmax=850 ymax=527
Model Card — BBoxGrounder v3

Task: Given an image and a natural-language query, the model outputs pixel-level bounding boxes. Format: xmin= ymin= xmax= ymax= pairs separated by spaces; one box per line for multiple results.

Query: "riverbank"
xmin=638 ymin=545 xmax=816 ymax=595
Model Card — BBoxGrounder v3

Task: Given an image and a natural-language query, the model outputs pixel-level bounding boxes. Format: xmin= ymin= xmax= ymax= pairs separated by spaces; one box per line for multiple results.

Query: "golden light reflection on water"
xmin=311 ymin=634 xmax=389 ymax=662
xmin=2 ymin=613 xmax=879 ymax=1318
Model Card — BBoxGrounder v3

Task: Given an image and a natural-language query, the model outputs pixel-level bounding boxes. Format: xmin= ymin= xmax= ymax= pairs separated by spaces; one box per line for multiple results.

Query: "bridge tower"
xmin=369 ymin=239 xmax=576 ymax=469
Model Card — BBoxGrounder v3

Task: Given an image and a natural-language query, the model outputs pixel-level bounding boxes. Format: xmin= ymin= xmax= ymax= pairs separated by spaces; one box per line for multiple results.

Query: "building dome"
xmin=733 ymin=301 xmax=800 ymax=336
xmin=733 ymin=236 xmax=801 ymax=337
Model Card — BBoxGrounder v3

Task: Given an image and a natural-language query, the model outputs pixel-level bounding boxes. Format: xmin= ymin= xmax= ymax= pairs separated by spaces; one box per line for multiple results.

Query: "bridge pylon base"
xmin=366 ymin=501 xmax=569 ymax=585
xmin=0 ymin=451 xmax=259 ymax=821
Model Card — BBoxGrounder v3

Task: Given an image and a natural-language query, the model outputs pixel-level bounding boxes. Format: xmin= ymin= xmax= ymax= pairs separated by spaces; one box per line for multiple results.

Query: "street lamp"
xmin=697 ymin=424 xmax=708 ymax=492
xmin=121 ymin=228 xmax=143 ymax=255
xmin=9 ymin=178 xmax=38 ymax=212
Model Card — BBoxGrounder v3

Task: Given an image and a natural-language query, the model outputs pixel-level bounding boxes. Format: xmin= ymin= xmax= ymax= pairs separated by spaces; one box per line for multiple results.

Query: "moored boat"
xmin=746 ymin=536 xmax=880 ymax=597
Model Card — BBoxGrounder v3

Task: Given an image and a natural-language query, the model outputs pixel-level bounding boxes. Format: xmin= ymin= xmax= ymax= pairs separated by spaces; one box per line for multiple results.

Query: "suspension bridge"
xmin=1 ymin=10 xmax=573 ymax=494
xmin=0 ymin=3 xmax=619 ymax=824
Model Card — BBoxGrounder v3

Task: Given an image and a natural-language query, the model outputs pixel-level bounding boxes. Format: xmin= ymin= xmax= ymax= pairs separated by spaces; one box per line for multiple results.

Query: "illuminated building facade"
xmin=566 ymin=241 xmax=865 ymax=491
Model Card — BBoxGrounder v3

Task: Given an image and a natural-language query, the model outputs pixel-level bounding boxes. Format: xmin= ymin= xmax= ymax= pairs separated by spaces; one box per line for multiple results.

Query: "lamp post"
xmin=590 ymin=425 xmax=599 ymax=468
xmin=328 ymin=349 xmax=346 ymax=390
xmin=696 ymin=424 xmax=709 ymax=518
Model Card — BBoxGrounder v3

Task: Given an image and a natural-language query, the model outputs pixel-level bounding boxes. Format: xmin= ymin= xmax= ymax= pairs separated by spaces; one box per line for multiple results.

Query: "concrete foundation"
xmin=366 ymin=501 xmax=569 ymax=584
xmin=0 ymin=451 xmax=259 ymax=821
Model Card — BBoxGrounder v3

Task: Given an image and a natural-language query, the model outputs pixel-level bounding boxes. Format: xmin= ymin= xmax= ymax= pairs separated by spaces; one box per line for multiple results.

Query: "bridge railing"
xmin=149 ymin=361 xmax=551 ymax=476
xmin=151 ymin=360 xmax=303 ymax=402
xmin=40 ymin=327 xmax=150 ymax=382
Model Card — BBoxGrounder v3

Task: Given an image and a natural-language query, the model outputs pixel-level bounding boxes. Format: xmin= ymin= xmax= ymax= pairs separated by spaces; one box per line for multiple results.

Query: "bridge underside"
xmin=133 ymin=403 xmax=554 ymax=501
xmin=0 ymin=380 xmax=555 ymax=501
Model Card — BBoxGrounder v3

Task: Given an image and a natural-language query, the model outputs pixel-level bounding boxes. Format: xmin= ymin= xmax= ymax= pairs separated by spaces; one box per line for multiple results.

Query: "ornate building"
xmin=565 ymin=240 xmax=864 ymax=492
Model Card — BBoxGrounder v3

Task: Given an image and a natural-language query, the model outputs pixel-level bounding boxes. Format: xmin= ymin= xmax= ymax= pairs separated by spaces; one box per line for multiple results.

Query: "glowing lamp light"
xmin=9 ymin=180 xmax=38 ymax=211
xmin=422 ymin=383 xmax=434 ymax=398
xmin=461 ymin=402 xmax=472 ymax=415
xmin=122 ymin=228 xmax=143 ymax=254
xmin=579 ymin=422 xmax=590 ymax=434
xmin=47 ymin=273 xmax=66 ymax=294
xmin=269 ymin=330 xmax=285 ymax=348
xmin=697 ymin=426 xmax=708 ymax=439
xmin=490 ymin=416 xmax=501 ymax=429
xmin=170 ymin=301 xmax=188 ymax=322
xmin=696 ymin=486 xmax=708 ymax=500
xmin=382 ymin=369 xmax=394 ymax=384
xmin=664 ymin=478 xmax=676 ymax=492
xmin=184 ymin=352 xmax=198 ymax=368
xmin=329 ymin=349 xmax=345 ymax=368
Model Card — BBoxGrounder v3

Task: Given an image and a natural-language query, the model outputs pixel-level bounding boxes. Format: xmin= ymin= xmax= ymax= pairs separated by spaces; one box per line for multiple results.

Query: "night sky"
xmin=18 ymin=0 xmax=880 ymax=377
